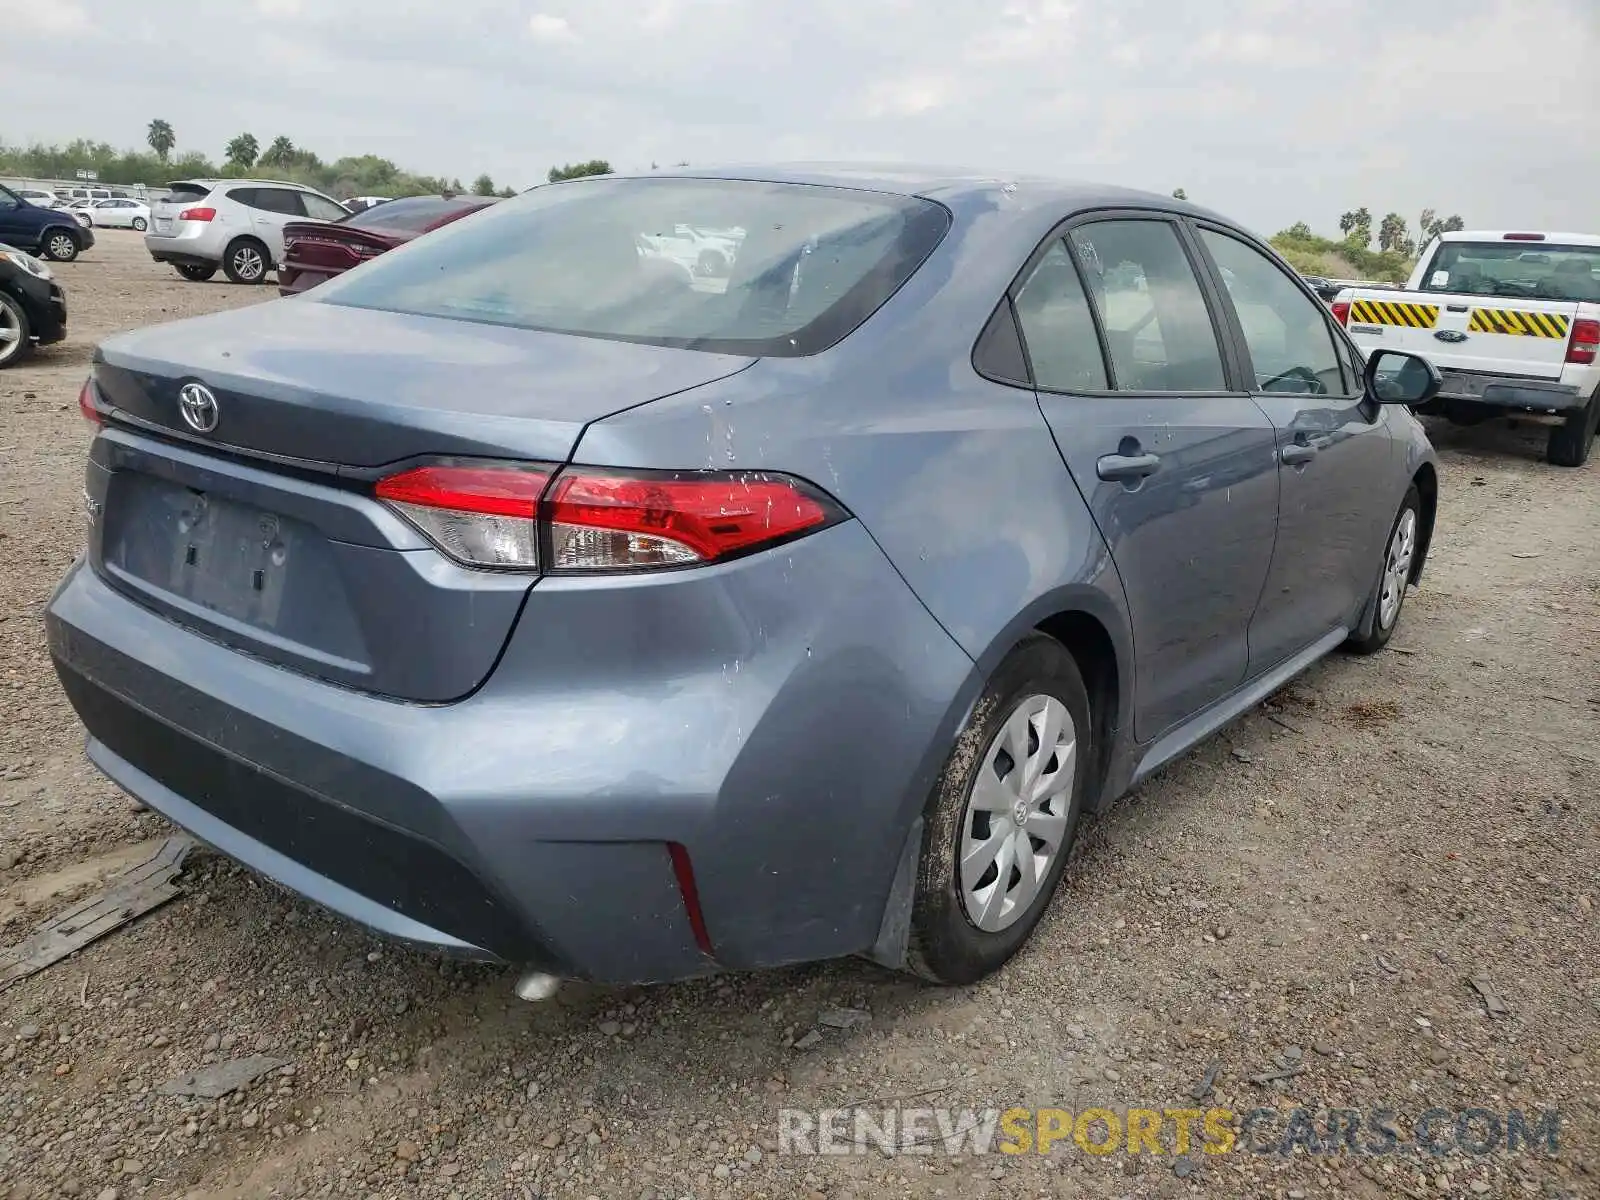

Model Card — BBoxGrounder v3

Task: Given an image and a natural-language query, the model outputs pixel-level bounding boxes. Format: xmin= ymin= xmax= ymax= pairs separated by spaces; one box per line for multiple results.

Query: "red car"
xmin=277 ymin=195 xmax=496 ymax=296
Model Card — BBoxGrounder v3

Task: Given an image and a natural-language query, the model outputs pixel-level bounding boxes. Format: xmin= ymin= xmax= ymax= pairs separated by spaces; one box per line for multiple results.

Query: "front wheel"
xmin=0 ymin=292 xmax=33 ymax=369
xmin=223 ymin=239 xmax=270 ymax=284
xmin=1547 ymin=395 xmax=1598 ymax=468
xmin=1345 ymin=485 xmax=1420 ymax=655
xmin=175 ymin=263 xmax=218 ymax=282
xmin=907 ymin=634 xmax=1091 ymax=985
xmin=41 ymin=230 xmax=80 ymax=262
xmin=131 ymin=217 xmax=148 ymax=232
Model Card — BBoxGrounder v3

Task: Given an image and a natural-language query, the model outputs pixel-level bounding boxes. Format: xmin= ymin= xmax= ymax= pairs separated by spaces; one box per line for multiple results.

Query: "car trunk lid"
xmin=149 ymin=181 xmax=215 ymax=237
xmin=282 ymin=220 xmax=398 ymax=276
xmin=86 ymin=301 xmax=756 ymax=701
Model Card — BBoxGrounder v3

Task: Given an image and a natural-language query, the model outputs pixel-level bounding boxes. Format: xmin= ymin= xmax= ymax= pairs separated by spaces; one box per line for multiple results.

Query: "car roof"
xmin=168 ymin=178 xmax=325 ymax=191
xmin=582 ymin=161 xmax=1236 ymax=227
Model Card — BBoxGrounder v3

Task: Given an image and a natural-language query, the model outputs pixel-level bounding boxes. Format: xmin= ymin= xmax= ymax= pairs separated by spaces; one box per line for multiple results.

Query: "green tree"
xmin=1171 ymin=187 xmax=1188 ymax=200
xmin=224 ymin=132 xmax=260 ymax=170
xmin=260 ymin=136 xmax=296 ymax=168
xmin=472 ymin=173 xmax=497 ymax=196
xmin=498 ymin=185 xmax=517 ymax=198
xmin=548 ymin=159 xmax=612 ymax=182
xmin=146 ymin=119 xmax=175 ymax=163
xmin=1377 ymin=212 xmax=1408 ymax=252
xmin=1281 ymin=221 xmax=1314 ymax=240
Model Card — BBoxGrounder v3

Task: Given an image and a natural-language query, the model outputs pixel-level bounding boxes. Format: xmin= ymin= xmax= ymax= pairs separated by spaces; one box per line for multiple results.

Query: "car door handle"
xmin=1096 ymin=452 xmax=1162 ymax=482
xmin=1280 ymin=443 xmax=1318 ymax=465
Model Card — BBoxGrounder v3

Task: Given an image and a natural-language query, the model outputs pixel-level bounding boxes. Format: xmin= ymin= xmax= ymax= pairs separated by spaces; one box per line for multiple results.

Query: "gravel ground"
xmin=1 ymin=236 xmax=1596 ymax=1200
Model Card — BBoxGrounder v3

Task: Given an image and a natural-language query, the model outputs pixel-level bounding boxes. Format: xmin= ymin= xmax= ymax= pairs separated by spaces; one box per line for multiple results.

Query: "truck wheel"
xmin=1547 ymin=395 xmax=1599 ymax=468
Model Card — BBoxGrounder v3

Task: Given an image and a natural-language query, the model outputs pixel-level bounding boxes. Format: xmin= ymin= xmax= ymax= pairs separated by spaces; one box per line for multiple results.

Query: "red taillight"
xmin=373 ymin=461 xmax=845 ymax=573
xmin=1331 ymin=301 xmax=1351 ymax=326
xmin=1502 ymin=232 xmax=1546 ymax=242
xmin=1567 ymin=318 xmax=1600 ymax=366
xmin=544 ymin=467 xmax=840 ymax=571
xmin=375 ymin=461 xmax=553 ymax=569
xmin=178 ymin=206 xmax=216 ymax=222
xmin=78 ymin=379 xmax=103 ymax=427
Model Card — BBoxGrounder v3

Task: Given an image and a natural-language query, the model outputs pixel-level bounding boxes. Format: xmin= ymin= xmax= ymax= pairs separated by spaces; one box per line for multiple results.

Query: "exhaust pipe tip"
xmin=513 ymin=970 xmax=562 ymax=1002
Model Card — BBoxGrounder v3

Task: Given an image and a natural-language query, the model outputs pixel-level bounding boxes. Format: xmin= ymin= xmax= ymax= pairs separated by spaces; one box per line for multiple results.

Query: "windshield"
xmin=313 ymin=176 xmax=951 ymax=356
xmin=1419 ymin=241 xmax=1600 ymax=303
xmin=345 ymin=197 xmax=488 ymax=233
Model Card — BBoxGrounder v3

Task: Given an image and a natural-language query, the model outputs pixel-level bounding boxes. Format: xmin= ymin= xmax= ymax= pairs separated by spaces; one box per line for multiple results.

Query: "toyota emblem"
xmin=178 ymin=383 xmax=220 ymax=433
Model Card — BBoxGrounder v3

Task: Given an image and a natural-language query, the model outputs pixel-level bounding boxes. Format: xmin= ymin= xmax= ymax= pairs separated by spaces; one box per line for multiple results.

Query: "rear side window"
xmin=1012 ymin=240 xmax=1108 ymax=392
xmin=1068 ymin=220 xmax=1227 ymax=392
xmin=1199 ymin=229 xmax=1346 ymax=396
xmin=239 ymin=188 xmax=307 ymax=217
xmin=313 ymin=176 xmax=952 ymax=357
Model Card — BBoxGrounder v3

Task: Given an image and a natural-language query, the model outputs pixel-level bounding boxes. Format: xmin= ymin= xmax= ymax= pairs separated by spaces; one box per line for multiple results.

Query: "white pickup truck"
xmin=1333 ymin=231 xmax=1600 ymax=466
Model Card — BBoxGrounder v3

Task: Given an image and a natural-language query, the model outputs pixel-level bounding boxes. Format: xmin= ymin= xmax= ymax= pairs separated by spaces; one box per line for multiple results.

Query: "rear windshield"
xmin=313 ymin=177 xmax=952 ymax=356
xmin=345 ymin=197 xmax=487 ymax=233
xmin=1419 ymin=241 xmax=1600 ymax=303
xmin=163 ymin=183 xmax=213 ymax=203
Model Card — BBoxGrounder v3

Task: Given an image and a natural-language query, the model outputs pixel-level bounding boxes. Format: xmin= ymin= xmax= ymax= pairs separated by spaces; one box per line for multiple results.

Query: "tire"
xmin=1546 ymin=395 xmax=1598 ymax=468
xmin=223 ymin=238 xmax=271 ymax=285
xmin=132 ymin=217 xmax=148 ymax=232
xmin=40 ymin=229 xmax=80 ymax=262
xmin=1344 ymin=485 xmax=1421 ymax=655
xmin=176 ymin=263 xmax=218 ymax=282
xmin=906 ymin=633 xmax=1092 ymax=985
xmin=0 ymin=292 xmax=33 ymax=369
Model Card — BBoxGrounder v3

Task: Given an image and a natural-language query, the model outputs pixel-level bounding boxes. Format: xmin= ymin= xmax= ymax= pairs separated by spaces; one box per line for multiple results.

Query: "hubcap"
xmin=49 ymin=235 xmax=73 ymax=258
xmin=0 ymin=305 xmax=20 ymax=359
xmin=1378 ymin=509 xmax=1417 ymax=631
xmin=958 ymin=694 xmax=1076 ymax=933
xmin=235 ymin=248 xmax=263 ymax=279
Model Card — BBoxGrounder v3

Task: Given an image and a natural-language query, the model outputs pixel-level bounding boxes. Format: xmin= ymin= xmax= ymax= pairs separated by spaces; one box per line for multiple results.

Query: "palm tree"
xmin=224 ymin=133 xmax=260 ymax=171
xmin=147 ymin=119 xmax=175 ymax=163
xmin=261 ymin=136 xmax=296 ymax=168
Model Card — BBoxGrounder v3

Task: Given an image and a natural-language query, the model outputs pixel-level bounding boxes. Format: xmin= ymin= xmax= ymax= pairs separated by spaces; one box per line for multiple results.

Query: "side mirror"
xmin=1364 ymin=349 xmax=1441 ymax=406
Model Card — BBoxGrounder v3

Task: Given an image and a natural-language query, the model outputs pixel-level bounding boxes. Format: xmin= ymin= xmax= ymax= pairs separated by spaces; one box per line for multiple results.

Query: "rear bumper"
xmin=1418 ymin=369 xmax=1589 ymax=415
xmin=11 ymin=276 xmax=67 ymax=343
xmin=146 ymin=248 xmax=220 ymax=270
xmin=46 ymin=521 xmax=975 ymax=983
xmin=276 ymin=266 xmax=335 ymax=296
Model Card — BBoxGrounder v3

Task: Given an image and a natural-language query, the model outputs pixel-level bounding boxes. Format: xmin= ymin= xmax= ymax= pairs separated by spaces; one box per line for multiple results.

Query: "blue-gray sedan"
xmin=47 ymin=166 xmax=1442 ymax=988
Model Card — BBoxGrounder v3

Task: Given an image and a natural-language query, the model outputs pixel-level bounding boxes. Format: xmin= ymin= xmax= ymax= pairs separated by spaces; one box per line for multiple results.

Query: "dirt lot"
xmin=1 ymin=235 xmax=1597 ymax=1200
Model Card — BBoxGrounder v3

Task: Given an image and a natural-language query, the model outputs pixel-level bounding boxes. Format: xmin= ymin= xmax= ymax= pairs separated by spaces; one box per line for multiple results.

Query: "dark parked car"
xmin=1300 ymin=274 xmax=1344 ymax=303
xmin=48 ymin=168 xmax=1443 ymax=992
xmin=0 ymin=242 xmax=68 ymax=368
xmin=0 ymin=185 xmax=95 ymax=262
xmin=278 ymin=195 xmax=497 ymax=295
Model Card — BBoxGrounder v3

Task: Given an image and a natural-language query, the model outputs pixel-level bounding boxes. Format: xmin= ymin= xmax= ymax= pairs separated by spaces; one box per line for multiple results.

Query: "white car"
xmin=15 ymin=189 xmax=60 ymax=210
xmin=146 ymin=178 xmax=351 ymax=284
xmin=84 ymin=198 xmax=152 ymax=231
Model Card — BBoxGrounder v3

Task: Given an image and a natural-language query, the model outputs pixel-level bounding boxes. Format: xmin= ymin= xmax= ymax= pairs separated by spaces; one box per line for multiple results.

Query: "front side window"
xmin=1418 ymin=240 xmax=1600 ymax=303
xmin=0 ymin=187 xmax=19 ymax=212
xmin=1200 ymin=229 xmax=1346 ymax=396
xmin=1012 ymin=240 xmax=1108 ymax=391
xmin=313 ymin=177 xmax=952 ymax=356
xmin=1068 ymin=220 xmax=1226 ymax=392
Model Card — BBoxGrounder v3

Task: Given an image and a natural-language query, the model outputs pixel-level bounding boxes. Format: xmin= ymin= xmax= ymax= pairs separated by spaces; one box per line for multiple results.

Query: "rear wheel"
xmin=1345 ymin=485 xmax=1420 ymax=655
xmin=1547 ymin=395 xmax=1598 ymax=468
xmin=175 ymin=263 xmax=218 ymax=282
xmin=223 ymin=239 xmax=270 ymax=284
xmin=131 ymin=217 xmax=148 ymax=232
xmin=41 ymin=229 xmax=80 ymax=262
xmin=0 ymin=292 xmax=32 ymax=369
xmin=907 ymin=634 xmax=1091 ymax=985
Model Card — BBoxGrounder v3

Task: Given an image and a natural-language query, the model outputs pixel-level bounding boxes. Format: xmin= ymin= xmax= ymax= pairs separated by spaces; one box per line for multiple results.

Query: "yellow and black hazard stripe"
xmin=1348 ymin=298 xmax=1440 ymax=329
xmin=1467 ymin=308 xmax=1572 ymax=338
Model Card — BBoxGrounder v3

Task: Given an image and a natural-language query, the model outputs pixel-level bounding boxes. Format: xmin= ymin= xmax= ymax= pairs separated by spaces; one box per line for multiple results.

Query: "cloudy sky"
xmin=7 ymin=0 xmax=1597 ymax=238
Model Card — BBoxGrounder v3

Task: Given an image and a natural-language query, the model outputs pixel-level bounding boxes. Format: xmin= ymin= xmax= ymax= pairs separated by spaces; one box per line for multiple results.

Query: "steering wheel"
xmin=1260 ymin=365 xmax=1323 ymax=394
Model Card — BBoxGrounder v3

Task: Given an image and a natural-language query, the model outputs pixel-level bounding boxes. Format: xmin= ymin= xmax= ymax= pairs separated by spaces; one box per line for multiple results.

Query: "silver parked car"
xmin=52 ymin=167 xmax=1443 ymax=990
xmin=144 ymin=178 xmax=350 ymax=284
